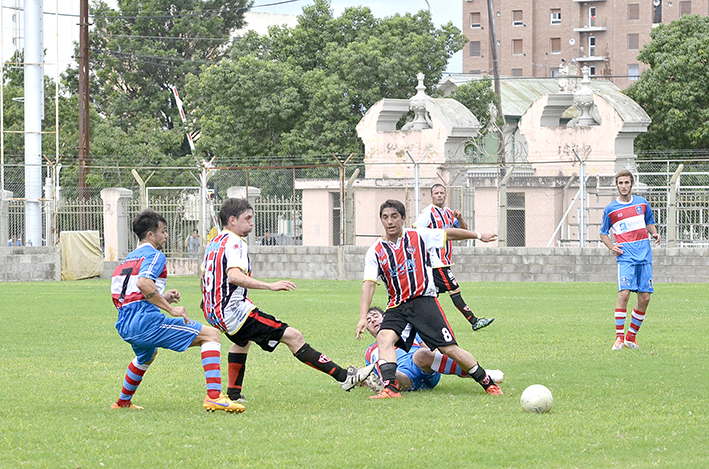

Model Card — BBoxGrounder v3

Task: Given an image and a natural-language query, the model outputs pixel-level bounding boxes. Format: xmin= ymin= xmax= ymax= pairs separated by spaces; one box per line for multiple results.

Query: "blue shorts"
xmin=398 ymin=346 xmax=442 ymax=391
xmin=124 ymin=315 xmax=203 ymax=364
xmin=617 ymin=262 xmax=654 ymax=293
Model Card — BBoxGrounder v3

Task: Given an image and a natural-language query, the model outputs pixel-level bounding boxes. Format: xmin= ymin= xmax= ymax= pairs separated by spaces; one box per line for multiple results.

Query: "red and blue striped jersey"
xmin=111 ymin=243 xmax=167 ymax=337
xmin=413 ymin=204 xmax=459 ymax=267
xmin=600 ymin=195 xmax=656 ymax=264
xmin=363 ymin=228 xmax=445 ymax=308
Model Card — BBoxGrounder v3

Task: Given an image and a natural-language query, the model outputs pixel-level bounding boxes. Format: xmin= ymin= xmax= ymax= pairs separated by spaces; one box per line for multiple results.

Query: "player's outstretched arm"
xmin=445 ymin=227 xmax=498 ymax=243
xmin=227 ymin=267 xmax=296 ymax=291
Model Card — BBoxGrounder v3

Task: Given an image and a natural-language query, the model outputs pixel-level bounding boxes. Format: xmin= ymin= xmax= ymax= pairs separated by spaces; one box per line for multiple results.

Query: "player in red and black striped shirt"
xmin=356 ymin=199 xmax=503 ymax=399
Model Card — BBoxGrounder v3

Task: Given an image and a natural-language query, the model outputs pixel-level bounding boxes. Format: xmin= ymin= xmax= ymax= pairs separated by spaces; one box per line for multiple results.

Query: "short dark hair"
xmin=430 ymin=183 xmax=446 ymax=194
xmin=368 ymin=306 xmax=385 ymax=315
xmin=615 ymin=169 xmax=634 ymax=184
xmin=379 ymin=199 xmax=406 ymax=218
xmin=132 ymin=210 xmax=167 ymax=241
xmin=220 ymin=198 xmax=253 ymax=226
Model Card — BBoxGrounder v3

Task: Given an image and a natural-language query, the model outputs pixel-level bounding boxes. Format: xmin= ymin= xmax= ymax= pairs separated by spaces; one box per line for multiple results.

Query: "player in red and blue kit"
xmin=110 ymin=210 xmax=243 ymax=412
xmin=600 ymin=170 xmax=661 ymax=351
xmin=356 ymin=199 xmax=503 ymax=399
xmin=413 ymin=184 xmax=496 ymax=331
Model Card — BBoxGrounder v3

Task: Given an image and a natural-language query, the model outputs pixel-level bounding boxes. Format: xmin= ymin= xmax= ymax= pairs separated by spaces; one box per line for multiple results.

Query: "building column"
xmin=101 ymin=188 xmax=133 ymax=261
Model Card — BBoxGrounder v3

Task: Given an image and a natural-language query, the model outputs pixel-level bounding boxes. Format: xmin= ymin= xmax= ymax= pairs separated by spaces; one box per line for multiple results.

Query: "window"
xmin=589 ymin=66 xmax=596 ymax=77
xmin=627 ymin=4 xmax=640 ymax=20
xmin=653 ymin=1 xmax=662 ymax=24
xmin=679 ymin=1 xmax=691 ymax=16
xmin=512 ymin=39 xmax=523 ymax=55
xmin=550 ymin=37 xmax=561 ymax=54
xmin=507 ymin=193 xmax=526 ymax=247
xmin=628 ymin=63 xmax=640 ymax=81
xmin=469 ymin=70 xmax=482 ymax=75
xmin=511 ymin=68 xmax=523 ymax=77
xmin=589 ymin=7 xmax=596 ymax=27
xmin=627 ymin=33 xmax=639 ymax=50
xmin=513 ymin=10 xmax=523 ymax=26
xmin=550 ymin=67 xmax=560 ymax=77
xmin=551 ymin=9 xmax=561 ymax=25
xmin=589 ymin=36 xmax=596 ymax=56
xmin=470 ymin=12 xmax=481 ymax=29
xmin=470 ymin=41 xmax=481 ymax=57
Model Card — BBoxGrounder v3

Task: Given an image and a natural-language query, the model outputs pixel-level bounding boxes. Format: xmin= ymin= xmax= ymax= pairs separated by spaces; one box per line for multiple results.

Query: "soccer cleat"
xmin=612 ymin=336 xmax=625 ymax=351
xmin=111 ymin=402 xmax=143 ymax=410
xmin=485 ymin=384 xmax=504 ymax=395
xmin=362 ymin=372 xmax=385 ymax=393
xmin=203 ymin=393 xmax=246 ymax=413
xmin=624 ymin=336 xmax=640 ymax=349
xmin=472 ymin=317 xmax=495 ymax=331
xmin=368 ymin=388 xmax=402 ymax=399
xmin=340 ymin=363 xmax=376 ymax=391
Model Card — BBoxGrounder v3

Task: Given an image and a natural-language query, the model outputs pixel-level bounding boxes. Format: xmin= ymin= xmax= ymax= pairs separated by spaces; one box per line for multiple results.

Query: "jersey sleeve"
xmin=412 ymin=207 xmax=432 ymax=229
xmin=363 ymin=244 xmax=380 ymax=282
xmin=138 ymin=248 xmax=166 ymax=281
xmin=600 ymin=206 xmax=612 ymax=236
xmin=225 ymin=237 xmax=249 ymax=274
xmin=416 ymin=227 xmax=446 ymax=251
xmin=643 ymin=198 xmax=656 ymax=226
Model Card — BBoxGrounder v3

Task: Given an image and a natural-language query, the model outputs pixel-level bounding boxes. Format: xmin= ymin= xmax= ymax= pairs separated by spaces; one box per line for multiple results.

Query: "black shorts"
xmin=433 ymin=266 xmax=459 ymax=293
xmin=381 ymin=296 xmax=457 ymax=351
xmin=225 ymin=308 xmax=288 ymax=353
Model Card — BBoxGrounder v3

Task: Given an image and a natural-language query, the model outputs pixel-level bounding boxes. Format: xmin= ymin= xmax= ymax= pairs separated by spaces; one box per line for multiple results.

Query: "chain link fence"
xmin=3 ymin=159 xmax=709 ymax=255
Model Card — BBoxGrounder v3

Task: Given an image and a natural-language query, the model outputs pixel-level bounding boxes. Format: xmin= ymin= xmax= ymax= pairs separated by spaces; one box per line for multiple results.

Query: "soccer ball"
xmin=520 ymin=384 xmax=553 ymax=413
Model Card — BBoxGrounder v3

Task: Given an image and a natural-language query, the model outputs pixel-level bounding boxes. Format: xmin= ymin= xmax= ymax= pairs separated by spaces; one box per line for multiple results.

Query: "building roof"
xmin=439 ymin=74 xmax=629 ymax=119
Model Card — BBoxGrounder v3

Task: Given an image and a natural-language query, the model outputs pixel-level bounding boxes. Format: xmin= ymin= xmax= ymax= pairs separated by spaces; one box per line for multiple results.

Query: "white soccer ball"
xmin=520 ymin=384 xmax=553 ymax=413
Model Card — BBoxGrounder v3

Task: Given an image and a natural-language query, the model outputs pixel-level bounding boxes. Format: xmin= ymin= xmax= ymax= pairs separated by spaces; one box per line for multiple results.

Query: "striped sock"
xmin=201 ymin=342 xmax=222 ymax=399
xmin=615 ymin=309 xmax=627 ymax=339
xmin=626 ymin=309 xmax=646 ymax=340
xmin=431 ymin=351 xmax=468 ymax=377
xmin=116 ymin=358 xmax=149 ymax=406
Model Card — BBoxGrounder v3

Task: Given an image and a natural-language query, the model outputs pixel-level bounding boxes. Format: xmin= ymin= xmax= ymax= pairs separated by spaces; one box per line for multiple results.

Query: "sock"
xmin=227 ymin=352 xmax=248 ymax=400
xmin=201 ymin=342 xmax=222 ymax=399
xmin=431 ymin=351 xmax=468 ymax=377
xmin=626 ymin=309 xmax=646 ymax=340
xmin=615 ymin=309 xmax=627 ymax=339
xmin=378 ymin=360 xmax=399 ymax=392
xmin=116 ymin=358 xmax=150 ymax=406
xmin=294 ymin=343 xmax=347 ymax=382
xmin=468 ymin=364 xmax=494 ymax=390
xmin=450 ymin=292 xmax=477 ymax=324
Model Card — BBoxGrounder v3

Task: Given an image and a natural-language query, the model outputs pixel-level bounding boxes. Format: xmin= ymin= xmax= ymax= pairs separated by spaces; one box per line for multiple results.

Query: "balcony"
xmin=574 ymin=17 xmax=607 ymax=32
xmin=574 ymin=55 xmax=607 ymax=63
xmin=573 ymin=0 xmax=605 ymax=2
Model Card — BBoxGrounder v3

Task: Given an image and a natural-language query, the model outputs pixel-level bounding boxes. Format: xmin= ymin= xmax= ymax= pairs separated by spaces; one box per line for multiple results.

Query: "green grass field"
xmin=1 ymin=278 xmax=707 ymax=468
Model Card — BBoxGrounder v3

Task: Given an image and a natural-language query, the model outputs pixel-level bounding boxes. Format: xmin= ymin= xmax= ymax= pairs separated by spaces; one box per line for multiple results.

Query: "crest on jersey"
xmin=636 ymin=206 xmax=643 ymax=214
xmin=378 ymin=250 xmax=388 ymax=265
xmin=406 ymin=245 xmax=416 ymax=255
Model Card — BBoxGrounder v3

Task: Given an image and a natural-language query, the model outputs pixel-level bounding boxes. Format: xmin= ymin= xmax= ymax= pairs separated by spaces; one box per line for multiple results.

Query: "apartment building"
xmin=462 ymin=0 xmax=709 ymax=89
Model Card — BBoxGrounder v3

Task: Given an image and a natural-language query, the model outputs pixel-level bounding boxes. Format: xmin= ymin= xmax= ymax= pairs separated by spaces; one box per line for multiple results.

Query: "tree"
xmin=186 ymin=0 xmax=468 ymax=162
xmin=624 ymin=15 xmax=709 ymax=153
xmin=448 ymin=76 xmax=500 ymax=130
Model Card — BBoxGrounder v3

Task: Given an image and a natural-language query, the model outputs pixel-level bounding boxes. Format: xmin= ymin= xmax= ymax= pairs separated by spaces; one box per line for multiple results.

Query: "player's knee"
xmin=281 ymin=327 xmax=304 ymax=347
xmin=203 ymin=325 xmax=221 ymax=343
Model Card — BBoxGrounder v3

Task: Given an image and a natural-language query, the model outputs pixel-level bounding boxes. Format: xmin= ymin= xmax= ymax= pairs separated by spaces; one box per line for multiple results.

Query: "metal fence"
xmin=3 ymin=159 xmax=709 ymax=254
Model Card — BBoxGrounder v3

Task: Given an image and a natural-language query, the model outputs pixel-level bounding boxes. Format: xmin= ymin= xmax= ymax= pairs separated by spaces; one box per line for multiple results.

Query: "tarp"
xmin=60 ymin=231 xmax=103 ymax=280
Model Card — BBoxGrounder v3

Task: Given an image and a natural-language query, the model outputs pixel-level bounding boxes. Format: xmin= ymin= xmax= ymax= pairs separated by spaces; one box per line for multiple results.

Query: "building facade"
xmin=462 ymin=0 xmax=709 ymax=89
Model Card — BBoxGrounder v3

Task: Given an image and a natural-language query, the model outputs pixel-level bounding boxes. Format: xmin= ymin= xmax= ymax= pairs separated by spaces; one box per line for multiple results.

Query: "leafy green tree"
xmin=448 ymin=76 xmax=499 ymax=130
xmin=625 ymin=15 xmax=709 ymax=153
xmin=187 ymin=0 xmax=468 ymax=162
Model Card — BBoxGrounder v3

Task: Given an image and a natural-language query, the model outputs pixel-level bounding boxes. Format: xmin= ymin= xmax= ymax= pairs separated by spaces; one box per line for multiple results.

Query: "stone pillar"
xmin=0 ymin=190 xmax=11 ymax=247
xmin=101 ymin=188 xmax=133 ymax=261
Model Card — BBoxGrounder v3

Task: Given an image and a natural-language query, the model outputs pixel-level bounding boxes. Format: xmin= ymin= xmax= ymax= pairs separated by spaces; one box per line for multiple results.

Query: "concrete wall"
xmin=164 ymin=246 xmax=709 ymax=284
xmin=6 ymin=245 xmax=706 ymax=283
xmin=0 ymin=247 xmax=61 ymax=282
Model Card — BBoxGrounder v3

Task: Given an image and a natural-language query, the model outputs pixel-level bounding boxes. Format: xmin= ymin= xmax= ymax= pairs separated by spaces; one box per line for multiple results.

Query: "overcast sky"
xmin=252 ymin=0 xmax=464 ymax=73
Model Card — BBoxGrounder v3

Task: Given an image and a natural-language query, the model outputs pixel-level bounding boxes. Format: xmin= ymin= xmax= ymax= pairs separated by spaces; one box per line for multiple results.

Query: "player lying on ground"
xmin=201 ymin=198 xmax=375 ymax=404
xmin=110 ymin=210 xmax=243 ymax=413
xmin=362 ymin=307 xmax=503 ymax=393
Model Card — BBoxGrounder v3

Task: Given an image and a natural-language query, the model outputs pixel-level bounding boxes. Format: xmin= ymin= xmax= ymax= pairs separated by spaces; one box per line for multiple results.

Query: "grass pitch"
xmin=0 ymin=278 xmax=707 ymax=468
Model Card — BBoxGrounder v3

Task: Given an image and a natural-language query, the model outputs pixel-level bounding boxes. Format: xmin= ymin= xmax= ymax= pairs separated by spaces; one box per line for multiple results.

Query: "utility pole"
xmin=486 ymin=0 xmax=502 ymax=120
xmin=78 ymin=0 xmax=90 ymax=204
